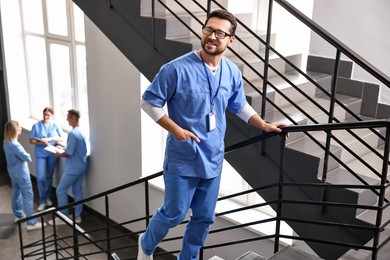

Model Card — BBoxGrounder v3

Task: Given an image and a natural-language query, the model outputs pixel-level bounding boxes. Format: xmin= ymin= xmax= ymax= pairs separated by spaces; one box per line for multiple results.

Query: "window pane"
xmin=21 ymin=0 xmax=44 ymax=34
xmin=49 ymin=43 xmax=72 ymax=128
xmin=25 ymin=36 xmax=50 ymax=118
xmin=73 ymin=3 xmax=85 ymax=42
xmin=45 ymin=0 xmax=68 ymax=36
xmin=76 ymin=45 xmax=89 ymax=138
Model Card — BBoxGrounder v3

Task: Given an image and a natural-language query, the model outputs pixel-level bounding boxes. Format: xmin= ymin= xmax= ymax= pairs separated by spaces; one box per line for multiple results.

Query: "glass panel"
xmin=25 ymin=36 xmax=50 ymax=118
xmin=73 ymin=3 xmax=85 ymax=42
xmin=21 ymin=0 xmax=44 ymax=34
xmin=49 ymin=43 xmax=72 ymax=128
xmin=76 ymin=45 xmax=89 ymax=138
xmin=45 ymin=0 xmax=68 ymax=36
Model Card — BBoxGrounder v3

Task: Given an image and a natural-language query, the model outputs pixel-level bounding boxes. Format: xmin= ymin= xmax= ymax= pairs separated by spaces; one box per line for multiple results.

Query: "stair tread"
xmin=268 ymin=246 xmax=323 ymax=260
xmin=327 ymin=167 xmax=379 ymax=186
xmin=347 ymin=148 xmax=390 ymax=180
xmin=286 ymin=133 xmax=341 ymax=157
xmin=235 ymin=251 xmax=266 ymax=260
xmin=244 ymin=71 xmax=331 ymax=95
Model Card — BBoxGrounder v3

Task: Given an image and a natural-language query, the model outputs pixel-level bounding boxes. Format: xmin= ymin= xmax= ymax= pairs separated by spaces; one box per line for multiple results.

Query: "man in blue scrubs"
xmin=48 ymin=109 xmax=88 ymax=225
xmin=139 ymin=9 xmax=287 ymax=260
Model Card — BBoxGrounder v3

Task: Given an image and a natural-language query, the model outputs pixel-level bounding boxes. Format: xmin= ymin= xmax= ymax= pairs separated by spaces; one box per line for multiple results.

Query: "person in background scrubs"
xmin=3 ymin=120 xmax=46 ymax=231
xmin=30 ymin=107 xmax=63 ymax=211
xmin=138 ymin=9 xmax=287 ymax=260
xmin=48 ymin=109 xmax=88 ymax=225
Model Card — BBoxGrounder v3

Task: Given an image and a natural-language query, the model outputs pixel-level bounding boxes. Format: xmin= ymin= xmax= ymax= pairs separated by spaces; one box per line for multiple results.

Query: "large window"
xmin=2 ymin=0 xmax=88 ymax=135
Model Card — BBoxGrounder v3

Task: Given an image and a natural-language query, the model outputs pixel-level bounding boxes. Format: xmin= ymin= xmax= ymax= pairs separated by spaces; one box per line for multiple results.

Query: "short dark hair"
xmin=204 ymin=9 xmax=237 ymax=35
xmin=68 ymin=109 xmax=81 ymax=121
xmin=43 ymin=106 xmax=54 ymax=115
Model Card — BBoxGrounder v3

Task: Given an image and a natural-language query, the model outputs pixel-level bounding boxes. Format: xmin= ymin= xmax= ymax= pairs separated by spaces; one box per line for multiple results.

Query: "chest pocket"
xmin=177 ymin=92 xmax=208 ymax=116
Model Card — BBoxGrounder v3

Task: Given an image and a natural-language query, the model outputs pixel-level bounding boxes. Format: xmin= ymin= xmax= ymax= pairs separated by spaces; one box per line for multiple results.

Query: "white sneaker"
xmin=14 ymin=214 xmax=26 ymax=223
xmin=68 ymin=215 xmax=82 ymax=224
xmin=137 ymin=233 xmax=153 ymax=260
xmin=48 ymin=217 xmax=66 ymax=226
xmin=37 ymin=203 xmax=46 ymax=211
xmin=75 ymin=216 xmax=82 ymax=224
xmin=46 ymin=199 xmax=53 ymax=207
xmin=26 ymin=221 xmax=46 ymax=231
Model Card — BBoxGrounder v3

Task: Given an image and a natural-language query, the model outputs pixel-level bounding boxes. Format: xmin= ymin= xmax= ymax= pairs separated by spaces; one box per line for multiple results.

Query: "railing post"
xmin=18 ymin=223 xmax=24 ymax=260
xmin=40 ymin=216 xmax=47 ymax=259
xmin=52 ymin=214 xmax=59 ymax=259
xmin=372 ymin=125 xmax=390 ymax=259
xmin=261 ymin=0 xmax=274 ymax=155
xmin=145 ymin=181 xmax=150 ymax=227
xmin=152 ymin=0 xmax=156 ymax=49
xmin=71 ymin=207 xmax=80 ymax=259
xmin=261 ymin=0 xmax=273 ymax=120
xmin=206 ymin=0 xmax=211 ymax=16
xmin=319 ymin=49 xmax=341 ymax=212
xmin=105 ymin=195 xmax=111 ymax=259
xmin=274 ymin=132 xmax=287 ymax=253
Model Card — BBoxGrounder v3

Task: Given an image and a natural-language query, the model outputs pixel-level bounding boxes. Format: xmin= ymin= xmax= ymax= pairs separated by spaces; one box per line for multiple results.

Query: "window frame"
xmin=19 ymin=0 xmax=89 ymax=133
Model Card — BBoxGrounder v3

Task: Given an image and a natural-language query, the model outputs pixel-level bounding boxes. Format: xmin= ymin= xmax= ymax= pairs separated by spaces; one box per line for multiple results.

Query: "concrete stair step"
xmin=243 ymin=71 xmax=331 ymax=114
xmin=263 ymin=109 xmax=307 ymax=143
xmin=286 ymin=133 xmax=342 ymax=174
xmin=141 ymin=0 xmax=208 ymax=17
xmin=267 ymin=246 xmax=323 ymax=260
xmin=326 ymin=168 xmax=379 ymax=215
xmin=340 ymin=225 xmax=390 ymax=260
xmin=235 ymin=251 xmax=266 ymax=260
xmin=228 ymin=52 xmax=302 ymax=81
xmin=347 ymin=147 xmax=390 ymax=183
xmin=308 ymin=127 xmax=382 ymax=164
xmin=281 ymin=93 xmax=361 ymax=125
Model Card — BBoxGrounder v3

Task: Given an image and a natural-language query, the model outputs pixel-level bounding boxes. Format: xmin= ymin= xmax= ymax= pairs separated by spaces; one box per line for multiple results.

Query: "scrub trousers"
xmin=56 ymin=173 xmax=84 ymax=218
xmin=35 ymin=154 xmax=57 ymax=204
xmin=141 ymin=173 xmax=221 ymax=259
xmin=10 ymin=173 xmax=37 ymax=226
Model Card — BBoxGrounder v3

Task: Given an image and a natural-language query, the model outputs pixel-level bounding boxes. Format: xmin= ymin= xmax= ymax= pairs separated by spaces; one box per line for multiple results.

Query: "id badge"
xmin=208 ymin=112 xmax=216 ymax=131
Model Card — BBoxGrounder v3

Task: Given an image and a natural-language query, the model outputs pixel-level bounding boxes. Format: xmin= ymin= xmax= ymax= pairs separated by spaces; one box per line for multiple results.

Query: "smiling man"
xmin=139 ymin=9 xmax=286 ymax=260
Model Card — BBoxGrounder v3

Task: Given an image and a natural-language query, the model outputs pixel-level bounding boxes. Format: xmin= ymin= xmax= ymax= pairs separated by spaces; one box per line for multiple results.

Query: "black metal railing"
xmin=16 ymin=120 xmax=390 ymax=259
xmin=16 ymin=0 xmax=390 ymax=259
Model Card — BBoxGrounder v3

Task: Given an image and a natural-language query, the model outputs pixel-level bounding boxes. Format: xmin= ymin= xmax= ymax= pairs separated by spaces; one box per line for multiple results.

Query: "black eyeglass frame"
xmin=202 ymin=26 xmax=233 ymax=39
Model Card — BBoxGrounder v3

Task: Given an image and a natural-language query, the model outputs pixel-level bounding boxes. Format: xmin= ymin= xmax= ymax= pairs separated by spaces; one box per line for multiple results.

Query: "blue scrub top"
xmin=30 ymin=121 xmax=63 ymax=158
xmin=142 ymin=52 xmax=247 ymax=179
xmin=64 ymin=126 xmax=88 ymax=175
xmin=3 ymin=141 xmax=32 ymax=178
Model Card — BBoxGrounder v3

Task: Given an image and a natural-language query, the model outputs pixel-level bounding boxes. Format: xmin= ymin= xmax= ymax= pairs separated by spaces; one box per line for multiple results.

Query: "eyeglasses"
xmin=202 ymin=27 xmax=232 ymax=39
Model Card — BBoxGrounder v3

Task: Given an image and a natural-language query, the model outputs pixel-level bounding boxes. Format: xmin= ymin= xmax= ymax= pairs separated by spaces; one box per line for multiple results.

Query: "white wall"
xmin=310 ymin=0 xmax=390 ymax=104
xmin=82 ymin=17 xmax=152 ymax=224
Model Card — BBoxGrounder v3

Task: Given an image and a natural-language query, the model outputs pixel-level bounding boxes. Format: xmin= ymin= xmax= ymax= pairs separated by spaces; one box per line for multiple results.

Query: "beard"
xmin=201 ymin=38 xmax=228 ymax=56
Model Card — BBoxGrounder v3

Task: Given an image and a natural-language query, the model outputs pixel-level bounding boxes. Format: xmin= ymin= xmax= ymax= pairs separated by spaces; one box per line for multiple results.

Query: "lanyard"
xmin=200 ymin=51 xmax=222 ymax=113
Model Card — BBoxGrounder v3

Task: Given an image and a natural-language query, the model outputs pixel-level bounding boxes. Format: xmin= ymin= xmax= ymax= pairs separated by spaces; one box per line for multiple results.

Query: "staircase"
xmin=68 ymin=0 xmax=390 ymax=259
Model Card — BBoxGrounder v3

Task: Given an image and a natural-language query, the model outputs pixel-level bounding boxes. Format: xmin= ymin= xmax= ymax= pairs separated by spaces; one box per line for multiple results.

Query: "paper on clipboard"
xmin=44 ymin=145 xmax=64 ymax=154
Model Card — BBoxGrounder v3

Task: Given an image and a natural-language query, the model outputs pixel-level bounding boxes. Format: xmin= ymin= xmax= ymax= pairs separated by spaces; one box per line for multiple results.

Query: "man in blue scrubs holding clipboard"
xmin=139 ymin=9 xmax=286 ymax=260
xmin=48 ymin=109 xmax=88 ymax=225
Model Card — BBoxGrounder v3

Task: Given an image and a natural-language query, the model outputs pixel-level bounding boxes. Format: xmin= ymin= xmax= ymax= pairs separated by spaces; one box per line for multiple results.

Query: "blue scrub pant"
xmin=141 ymin=174 xmax=221 ymax=259
xmin=35 ymin=155 xmax=57 ymax=204
xmin=10 ymin=173 xmax=37 ymax=226
xmin=56 ymin=173 xmax=84 ymax=218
